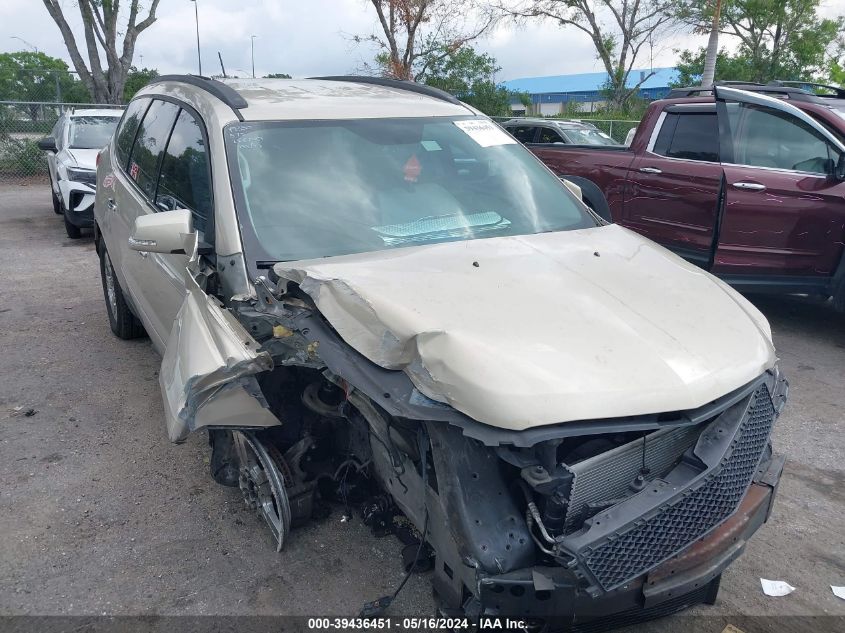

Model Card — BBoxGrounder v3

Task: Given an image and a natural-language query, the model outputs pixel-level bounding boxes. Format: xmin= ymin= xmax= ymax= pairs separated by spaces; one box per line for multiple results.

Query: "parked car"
xmin=501 ymin=117 xmax=619 ymax=145
xmin=94 ymin=76 xmax=788 ymax=627
xmin=530 ymin=85 xmax=845 ymax=312
xmin=38 ymin=108 xmax=123 ymax=238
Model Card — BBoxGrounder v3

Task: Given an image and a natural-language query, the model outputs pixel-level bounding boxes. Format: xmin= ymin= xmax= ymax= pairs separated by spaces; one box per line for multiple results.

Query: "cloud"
xmin=1 ymin=0 xmax=838 ymax=85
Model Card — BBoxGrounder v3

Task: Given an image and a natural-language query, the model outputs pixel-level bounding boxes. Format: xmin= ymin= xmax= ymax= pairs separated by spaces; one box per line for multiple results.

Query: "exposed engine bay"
xmin=180 ymin=272 xmax=791 ymax=627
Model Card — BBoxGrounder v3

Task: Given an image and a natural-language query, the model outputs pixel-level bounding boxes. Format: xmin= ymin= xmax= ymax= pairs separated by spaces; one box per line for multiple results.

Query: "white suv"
xmin=39 ymin=107 xmax=123 ymax=238
xmin=94 ymin=76 xmax=788 ymax=625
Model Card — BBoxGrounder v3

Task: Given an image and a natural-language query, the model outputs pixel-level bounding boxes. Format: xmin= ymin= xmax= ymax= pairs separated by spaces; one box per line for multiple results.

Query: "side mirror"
xmin=38 ymin=136 xmax=58 ymax=153
xmin=560 ymin=177 xmax=583 ymax=201
xmin=836 ymin=153 xmax=845 ymax=181
xmin=129 ymin=209 xmax=194 ymax=254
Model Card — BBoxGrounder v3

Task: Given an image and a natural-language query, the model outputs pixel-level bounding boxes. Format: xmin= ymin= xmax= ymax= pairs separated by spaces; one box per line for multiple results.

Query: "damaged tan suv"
xmin=94 ymin=75 xmax=789 ymax=627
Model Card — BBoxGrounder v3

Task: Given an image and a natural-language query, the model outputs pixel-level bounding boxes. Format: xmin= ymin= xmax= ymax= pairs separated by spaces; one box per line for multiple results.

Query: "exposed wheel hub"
xmin=234 ymin=431 xmax=292 ymax=552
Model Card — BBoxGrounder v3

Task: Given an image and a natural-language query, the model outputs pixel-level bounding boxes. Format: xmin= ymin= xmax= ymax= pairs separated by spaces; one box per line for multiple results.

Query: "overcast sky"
xmin=0 ymin=1 xmax=841 ymax=82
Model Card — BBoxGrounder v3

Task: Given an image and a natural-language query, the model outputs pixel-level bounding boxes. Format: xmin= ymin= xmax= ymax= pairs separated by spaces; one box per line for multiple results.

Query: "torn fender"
xmin=160 ymin=273 xmax=278 ymax=442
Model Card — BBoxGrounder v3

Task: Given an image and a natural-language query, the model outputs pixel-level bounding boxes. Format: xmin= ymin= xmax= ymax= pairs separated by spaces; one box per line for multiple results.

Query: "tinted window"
xmin=538 ymin=127 xmax=565 ymax=144
xmin=508 ymin=125 xmax=537 ymax=143
xmin=654 ymin=112 xmax=719 ymax=162
xmin=127 ymin=100 xmax=180 ymax=200
xmin=115 ymin=98 xmax=150 ymax=170
xmin=727 ymin=103 xmax=839 ymax=174
xmin=156 ymin=109 xmax=212 ymax=233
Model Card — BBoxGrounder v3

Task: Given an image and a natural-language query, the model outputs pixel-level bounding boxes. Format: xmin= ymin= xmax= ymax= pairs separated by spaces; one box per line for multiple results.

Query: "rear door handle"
xmin=732 ymin=181 xmax=766 ymax=191
xmin=107 ymin=198 xmax=117 ymax=211
xmin=639 ymin=166 xmax=662 ymax=174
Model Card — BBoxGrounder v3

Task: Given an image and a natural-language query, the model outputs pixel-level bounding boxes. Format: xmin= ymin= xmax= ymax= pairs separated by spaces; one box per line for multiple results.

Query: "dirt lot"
xmin=1 ymin=183 xmax=844 ymax=631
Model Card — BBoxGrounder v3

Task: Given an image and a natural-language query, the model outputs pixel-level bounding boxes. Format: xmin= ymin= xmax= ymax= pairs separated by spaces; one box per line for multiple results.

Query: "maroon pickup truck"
xmin=531 ymin=85 xmax=845 ymax=310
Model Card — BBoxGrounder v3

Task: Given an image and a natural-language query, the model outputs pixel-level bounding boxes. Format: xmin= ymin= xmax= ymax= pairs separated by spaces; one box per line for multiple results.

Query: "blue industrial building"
xmin=502 ymin=67 xmax=678 ymax=115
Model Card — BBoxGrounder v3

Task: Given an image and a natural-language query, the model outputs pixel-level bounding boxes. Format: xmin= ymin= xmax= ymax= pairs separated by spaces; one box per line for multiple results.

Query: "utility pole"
xmin=189 ymin=0 xmax=202 ymax=76
xmin=251 ymin=35 xmax=257 ymax=78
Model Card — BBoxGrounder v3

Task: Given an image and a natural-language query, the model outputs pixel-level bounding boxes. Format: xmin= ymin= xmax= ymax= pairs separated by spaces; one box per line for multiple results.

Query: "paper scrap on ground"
xmin=721 ymin=625 xmax=746 ymax=633
xmin=760 ymin=578 xmax=795 ymax=596
xmin=832 ymin=586 xmax=845 ymax=600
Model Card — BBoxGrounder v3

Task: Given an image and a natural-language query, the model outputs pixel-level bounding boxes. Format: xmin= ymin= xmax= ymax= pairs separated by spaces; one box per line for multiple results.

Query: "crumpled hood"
xmin=65 ymin=148 xmax=99 ymax=170
xmin=275 ymin=225 xmax=775 ymax=430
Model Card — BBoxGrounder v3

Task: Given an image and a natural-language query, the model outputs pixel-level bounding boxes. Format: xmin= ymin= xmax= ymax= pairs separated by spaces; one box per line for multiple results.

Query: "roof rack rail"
xmin=767 ymin=80 xmax=845 ymax=98
xmin=713 ymin=80 xmax=765 ymax=86
xmin=146 ymin=74 xmax=248 ymax=117
xmin=310 ymin=75 xmax=462 ymax=105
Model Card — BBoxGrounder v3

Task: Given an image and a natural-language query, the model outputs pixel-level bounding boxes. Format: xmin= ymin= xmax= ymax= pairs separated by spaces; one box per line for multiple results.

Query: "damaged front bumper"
xmin=475 ymin=453 xmax=784 ymax=628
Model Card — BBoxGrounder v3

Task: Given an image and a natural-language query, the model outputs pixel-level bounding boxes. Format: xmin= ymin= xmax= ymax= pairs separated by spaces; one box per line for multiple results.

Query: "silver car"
xmin=94 ymin=76 xmax=787 ymax=626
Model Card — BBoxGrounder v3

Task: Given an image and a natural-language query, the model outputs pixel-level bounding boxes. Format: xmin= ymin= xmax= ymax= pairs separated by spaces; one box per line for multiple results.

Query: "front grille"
xmin=582 ymin=385 xmax=774 ymax=591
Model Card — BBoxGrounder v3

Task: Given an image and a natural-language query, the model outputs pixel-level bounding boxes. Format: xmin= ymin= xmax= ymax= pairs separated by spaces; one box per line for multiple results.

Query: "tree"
xmin=673 ymin=0 xmax=844 ymax=83
xmin=671 ymin=47 xmax=757 ymax=86
xmin=123 ymin=67 xmax=159 ymax=101
xmin=423 ymin=46 xmax=525 ymax=115
xmin=701 ymin=0 xmax=724 ymax=87
xmin=0 ymin=52 xmax=91 ymax=118
xmin=359 ymin=0 xmax=496 ymax=81
xmin=264 ymin=73 xmax=292 ymax=79
xmin=41 ymin=0 xmax=162 ymax=104
xmin=501 ymin=1 xmax=677 ymax=110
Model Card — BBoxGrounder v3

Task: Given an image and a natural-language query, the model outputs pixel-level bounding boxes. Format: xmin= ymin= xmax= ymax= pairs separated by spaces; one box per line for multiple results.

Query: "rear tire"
xmin=99 ymin=244 xmax=146 ymax=339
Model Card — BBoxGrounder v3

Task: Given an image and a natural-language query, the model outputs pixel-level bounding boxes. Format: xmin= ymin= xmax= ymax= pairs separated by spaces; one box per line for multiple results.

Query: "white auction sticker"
xmin=453 ymin=119 xmax=516 ymax=147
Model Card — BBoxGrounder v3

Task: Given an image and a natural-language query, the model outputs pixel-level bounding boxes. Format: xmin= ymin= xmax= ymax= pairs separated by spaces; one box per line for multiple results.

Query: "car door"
xmin=110 ymin=98 xmax=182 ymax=350
xmin=713 ymin=86 xmax=845 ymax=282
xmin=621 ymin=105 xmax=724 ymax=268
xmin=101 ymin=97 xmax=152 ymax=276
xmin=46 ymin=115 xmax=64 ymax=192
xmin=140 ymin=106 xmax=214 ymax=339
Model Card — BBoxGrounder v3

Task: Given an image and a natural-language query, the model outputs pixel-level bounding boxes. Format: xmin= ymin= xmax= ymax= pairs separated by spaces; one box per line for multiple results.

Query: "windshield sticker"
xmin=129 ymin=162 xmax=139 ymax=180
xmin=453 ymin=120 xmax=517 ymax=147
xmin=421 ymin=140 xmax=441 ymax=152
xmin=403 ymin=154 xmax=421 ymax=182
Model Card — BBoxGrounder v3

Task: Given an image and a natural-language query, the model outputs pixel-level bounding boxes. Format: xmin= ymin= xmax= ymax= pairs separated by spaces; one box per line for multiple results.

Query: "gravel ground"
xmin=0 ymin=183 xmax=843 ymax=631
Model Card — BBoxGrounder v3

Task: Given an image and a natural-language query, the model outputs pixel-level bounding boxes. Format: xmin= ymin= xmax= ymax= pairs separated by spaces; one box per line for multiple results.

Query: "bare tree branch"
xmin=40 ymin=0 xmax=161 ymax=103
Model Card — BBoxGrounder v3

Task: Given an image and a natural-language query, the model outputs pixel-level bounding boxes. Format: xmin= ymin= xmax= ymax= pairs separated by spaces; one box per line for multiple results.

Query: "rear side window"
xmin=509 ymin=126 xmax=537 ymax=143
xmin=115 ymin=98 xmax=150 ymax=170
xmin=537 ymin=127 xmax=565 ymax=144
xmin=126 ymin=100 xmax=180 ymax=200
xmin=653 ymin=111 xmax=719 ymax=162
xmin=156 ymin=109 xmax=212 ymax=233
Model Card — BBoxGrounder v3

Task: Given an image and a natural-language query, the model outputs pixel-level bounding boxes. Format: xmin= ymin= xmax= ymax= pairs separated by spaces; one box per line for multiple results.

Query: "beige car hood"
xmin=274 ymin=224 xmax=775 ymax=430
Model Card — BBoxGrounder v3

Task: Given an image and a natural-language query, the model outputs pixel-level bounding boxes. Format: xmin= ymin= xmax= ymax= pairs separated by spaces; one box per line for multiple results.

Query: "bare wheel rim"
xmin=103 ymin=253 xmax=118 ymax=317
xmin=235 ymin=431 xmax=292 ymax=551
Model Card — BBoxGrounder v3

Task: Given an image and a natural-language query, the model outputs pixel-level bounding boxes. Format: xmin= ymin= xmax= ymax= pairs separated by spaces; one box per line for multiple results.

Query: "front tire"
xmin=99 ymin=244 xmax=146 ymax=339
xmin=63 ymin=206 xmax=82 ymax=239
xmin=50 ymin=184 xmax=62 ymax=215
